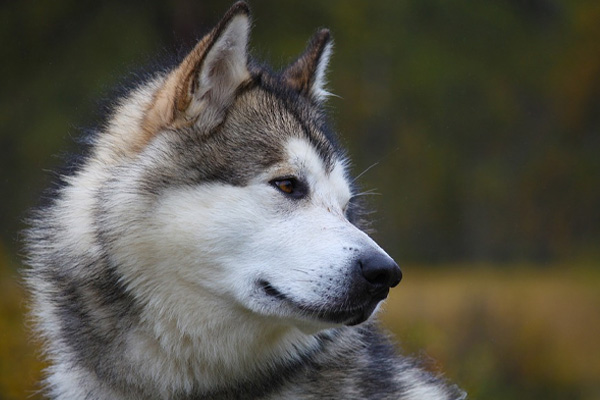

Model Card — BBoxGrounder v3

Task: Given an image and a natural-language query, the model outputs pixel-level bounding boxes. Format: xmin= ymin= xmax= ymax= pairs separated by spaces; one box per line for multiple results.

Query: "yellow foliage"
xmin=0 ymin=264 xmax=45 ymax=399
xmin=1 ymin=263 xmax=599 ymax=399
xmin=380 ymin=265 xmax=600 ymax=399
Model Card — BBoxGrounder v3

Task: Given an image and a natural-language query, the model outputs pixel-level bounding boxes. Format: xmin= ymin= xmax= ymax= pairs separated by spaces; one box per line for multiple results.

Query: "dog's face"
xmin=103 ymin=3 xmax=400 ymax=332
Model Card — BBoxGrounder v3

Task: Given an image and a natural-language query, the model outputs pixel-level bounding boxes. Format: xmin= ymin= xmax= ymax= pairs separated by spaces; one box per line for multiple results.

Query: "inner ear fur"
xmin=283 ymin=28 xmax=333 ymax=102
xmin=141 ymin=1 xmax=251 ymax=145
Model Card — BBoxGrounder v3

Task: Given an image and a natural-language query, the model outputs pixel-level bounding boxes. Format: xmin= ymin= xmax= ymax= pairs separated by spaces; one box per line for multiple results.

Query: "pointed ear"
xmin=144 ymin=2 xmax=251 ymax=136
xmin=283 ymin=29 xmax=333 ymax=102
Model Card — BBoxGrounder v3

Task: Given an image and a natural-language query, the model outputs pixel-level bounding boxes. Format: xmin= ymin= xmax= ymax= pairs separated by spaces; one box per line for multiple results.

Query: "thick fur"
xmin=24 ymin=3 xmax=466 ymax=399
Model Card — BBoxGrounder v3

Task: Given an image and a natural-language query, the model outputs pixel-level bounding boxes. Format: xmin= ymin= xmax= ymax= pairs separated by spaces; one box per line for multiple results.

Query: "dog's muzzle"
xmin=258 ymin=249 xmax=402 ymax=326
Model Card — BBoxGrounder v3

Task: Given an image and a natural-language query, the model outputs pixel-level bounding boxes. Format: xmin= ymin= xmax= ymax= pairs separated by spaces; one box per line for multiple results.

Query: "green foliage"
xmin=1 ymin=0 xmax=598 ymax=263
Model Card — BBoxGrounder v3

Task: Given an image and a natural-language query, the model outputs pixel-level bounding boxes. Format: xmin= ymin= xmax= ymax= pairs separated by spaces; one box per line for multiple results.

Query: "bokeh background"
xmin=1 ymin=1 xmax=599 ymax=399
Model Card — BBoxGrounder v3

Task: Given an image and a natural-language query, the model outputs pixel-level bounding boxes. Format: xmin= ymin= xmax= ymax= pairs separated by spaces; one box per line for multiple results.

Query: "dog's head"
xmin=101 ymin=2 xmax=401 ymax=332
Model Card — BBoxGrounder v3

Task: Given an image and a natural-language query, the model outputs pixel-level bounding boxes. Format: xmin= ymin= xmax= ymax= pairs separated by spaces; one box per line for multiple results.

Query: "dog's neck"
xmin=125 ymin=293 xmax=326 ymax=397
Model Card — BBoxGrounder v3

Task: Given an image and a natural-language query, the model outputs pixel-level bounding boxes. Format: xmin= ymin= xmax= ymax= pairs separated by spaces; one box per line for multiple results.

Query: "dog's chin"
xmin=258 ymin=280 xmax=386 ymax=327
xmin=342 ymin=301 xmax=381 ymax=326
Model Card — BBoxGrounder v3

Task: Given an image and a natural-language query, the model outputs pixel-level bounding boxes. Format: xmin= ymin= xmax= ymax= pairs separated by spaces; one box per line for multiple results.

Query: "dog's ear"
xmin=143 ymin=2 xmax=251 ymax=138
xmin=283 ymin=29 xmax=333 ymax=102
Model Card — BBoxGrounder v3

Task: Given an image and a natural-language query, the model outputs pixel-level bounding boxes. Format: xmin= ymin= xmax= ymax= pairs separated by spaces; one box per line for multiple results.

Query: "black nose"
xmin=359 ymin=251 xmax=402 ymax=295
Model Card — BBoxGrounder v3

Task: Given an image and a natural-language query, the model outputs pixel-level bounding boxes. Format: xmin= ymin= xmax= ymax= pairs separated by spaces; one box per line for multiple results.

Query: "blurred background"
xmin=1 ymin=1 xmax=599 ymax=399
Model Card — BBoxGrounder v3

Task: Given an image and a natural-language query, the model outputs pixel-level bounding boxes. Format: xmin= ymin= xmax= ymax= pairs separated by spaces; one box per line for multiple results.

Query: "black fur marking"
xmin=357 ymin=326 xmax=403 ymax=398
xmin=254 ymin=69 xmax=340 ymax=173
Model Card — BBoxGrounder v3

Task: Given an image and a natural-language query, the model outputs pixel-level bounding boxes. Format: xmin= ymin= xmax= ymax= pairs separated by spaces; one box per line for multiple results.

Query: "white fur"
xmin=311 ymin=41 xmax=333 ymax=101
xmin=88 ymin=135 xmax=394 ymax=394
xmin=188 ymin=14 xmax=251 ymax=129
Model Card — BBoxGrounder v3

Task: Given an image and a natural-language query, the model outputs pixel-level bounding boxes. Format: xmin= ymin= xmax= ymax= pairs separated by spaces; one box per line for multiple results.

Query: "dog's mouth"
xmin=258 ymin=280 xmax=384 ymax=326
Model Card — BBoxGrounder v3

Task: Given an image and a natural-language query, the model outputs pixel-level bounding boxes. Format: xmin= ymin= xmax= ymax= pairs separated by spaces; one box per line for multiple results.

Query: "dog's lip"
xmin=258 ymin=279 xmax=384 ymax=325
xmin=260 ymin=280 xmax=286 ymax=299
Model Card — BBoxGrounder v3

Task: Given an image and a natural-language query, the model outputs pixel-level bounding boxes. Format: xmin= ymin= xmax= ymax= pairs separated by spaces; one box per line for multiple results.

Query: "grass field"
xmin=1 ymin=264 xmax=599 ymax=399
xmin=381 ymin=265 xmax=600 ymax=400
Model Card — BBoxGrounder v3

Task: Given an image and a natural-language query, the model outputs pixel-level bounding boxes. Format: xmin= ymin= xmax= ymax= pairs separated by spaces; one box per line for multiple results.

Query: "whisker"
xmin=289 ymin=268 xmax=310 ymax=276
xmin=352 ymin=161 xmax=380 ymax=183
xmin=351 ymin=189 xmax=381 ymax=198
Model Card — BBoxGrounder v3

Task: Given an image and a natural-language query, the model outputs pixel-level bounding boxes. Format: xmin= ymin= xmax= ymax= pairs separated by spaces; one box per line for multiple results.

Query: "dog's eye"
xmin=270 ymin=178 xmax=307 ymax=199
xmin=275 ymin=179 xmax=294 ymax=194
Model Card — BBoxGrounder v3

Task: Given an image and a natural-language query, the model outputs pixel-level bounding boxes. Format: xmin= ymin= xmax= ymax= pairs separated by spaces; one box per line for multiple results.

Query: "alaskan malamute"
xmin=25 ymin=2 xmax=465 ymax=399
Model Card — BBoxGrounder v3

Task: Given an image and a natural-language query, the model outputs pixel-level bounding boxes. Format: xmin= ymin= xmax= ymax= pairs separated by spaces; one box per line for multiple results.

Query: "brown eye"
xmin=270 ymin=177 xmax=307 ymax=199
xmin=276 ymin=179 xmax=294 ymax=194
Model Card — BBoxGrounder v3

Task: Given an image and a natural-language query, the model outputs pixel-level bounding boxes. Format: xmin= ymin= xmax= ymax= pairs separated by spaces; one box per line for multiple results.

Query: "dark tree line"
xmin=1 ymin=0 xmax=598 ymax=265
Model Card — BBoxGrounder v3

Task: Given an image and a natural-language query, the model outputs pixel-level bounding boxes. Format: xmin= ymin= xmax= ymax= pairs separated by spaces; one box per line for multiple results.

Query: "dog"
xmin=24 ymin=2 xmax=465 ymax=399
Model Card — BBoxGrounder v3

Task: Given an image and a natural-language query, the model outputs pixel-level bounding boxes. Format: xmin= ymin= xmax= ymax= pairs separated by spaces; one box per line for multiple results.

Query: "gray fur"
xmin=24 ymin=2 xmax=465 ymax=399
